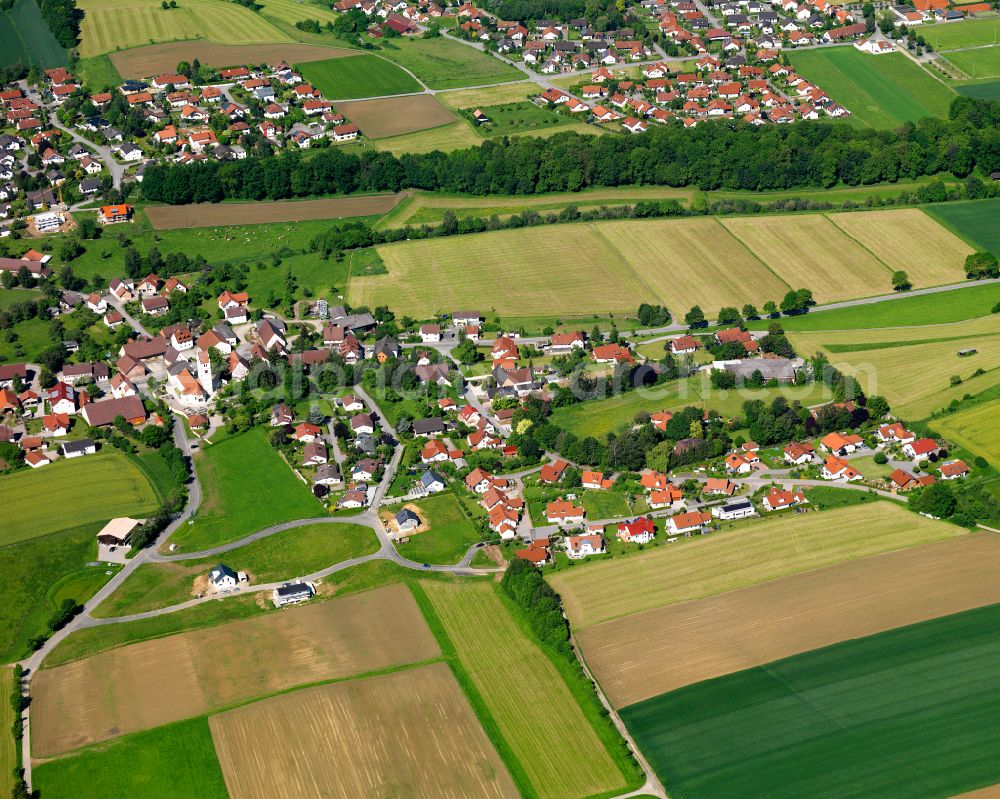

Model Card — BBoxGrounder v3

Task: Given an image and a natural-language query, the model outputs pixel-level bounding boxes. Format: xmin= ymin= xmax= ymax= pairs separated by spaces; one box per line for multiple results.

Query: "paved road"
xmin=47 ymin=110 xmax=127 ymax=190
xmin=108 ymin=295 xmax=153 ymax=338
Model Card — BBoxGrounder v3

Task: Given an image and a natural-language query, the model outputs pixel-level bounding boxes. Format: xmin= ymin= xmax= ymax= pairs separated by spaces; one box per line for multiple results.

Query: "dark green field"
xmin=297 ymin=54 xmax=421 ymax=100
xmin=621 ymin=603 xmax=1000 ymax=799
xmin=0 ymin=0 xmax=68 ymax=69
xmin=32 ymin=717 xmax=228 ymax=799
xmin=926 ymin=197 xmax=1000 ymax=255
xmin=957 ymin=81 xmax=1000 ymax=101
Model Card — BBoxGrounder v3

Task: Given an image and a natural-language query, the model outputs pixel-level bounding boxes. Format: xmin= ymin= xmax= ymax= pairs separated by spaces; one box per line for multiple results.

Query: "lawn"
xmin=95 ymin=523 xmax=378 ymax=617
xmin=932 ymin=398 xmax=1000 ymax=466
xmin=0 ymin=0 xmax=68 ymax=68
xmin=420 ymin=581 xmax=633 ymax=799
xmin=474 ymin=101 xmax=578 ymax=137
xmin=749 ymin=282 xmax=1000 ymax=331
xmin=580 ymin=489 xmax=631 ymax=519
xmin=549 ymin=502 xmax=963 ymax=630
xmin=376 ymin=36 xmax=524 ymax=90
xmin=393 ymin=493 xmax=481 ymax=565
xmin=920 ymin=17 xmax=1000 ymax=50
xmin=0 ymin=449 xmax=159 ymax=547
xmin=168 ymin=428 xmax=323 ymax=551
xmin=76 ymin=0 xmax=291 ymax=57
xmin=942 ymin=46 xmax=1000 ymax=80
xmin=552 ymin=378 xmax=832 ymax=438
xmin=622 ymin=602 xmax=1000 ymax=799
xmin=789 ymin=48 xmax=956 ymax=128
xmin=297 ymin=54 xmax=421 ymax=99
xmin=0 ymin=316 xmax=56 ymax=364
xmin=32 ymin=717 xmax=228 ymax=799
xmin=75 ymin=53 xmax=123 ymax=90
xmin=926 ymin=197 xmax=1000 ymax=254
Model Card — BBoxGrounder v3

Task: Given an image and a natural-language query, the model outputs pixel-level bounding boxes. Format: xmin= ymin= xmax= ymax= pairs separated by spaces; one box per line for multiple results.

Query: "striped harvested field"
xmin=721 ymin=214 xmax=894 ymax=302
xmin=827 ymin=208 xmax=972 ymax=286
xmin=210 ymin=663 xmax=518 ymax=799
xmin=583 ymin=533 xmax=1000 ymax=708
xmin=438 ymin=82 xmax=536 ymax=109
xmin=31 ymin=584 xmax=438 ymax=756
xmin=110 ymin=42 xmax=351 ymax=78
xmin=145 ymin=194 xmax=404 ymax=229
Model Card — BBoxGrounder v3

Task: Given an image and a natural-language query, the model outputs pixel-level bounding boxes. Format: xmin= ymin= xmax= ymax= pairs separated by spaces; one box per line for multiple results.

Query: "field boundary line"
xmin=823 ymin=213 xmax=896 ymax=280
xmin=409 ymin=582 xmax=539 ymax=799
xmin=900 ymin=46 xmax=960 ymax=91
xmin=710 ymin=216 xmax=795 ymax=294
xmin=587 ymin=223 xmax=664 ymax=305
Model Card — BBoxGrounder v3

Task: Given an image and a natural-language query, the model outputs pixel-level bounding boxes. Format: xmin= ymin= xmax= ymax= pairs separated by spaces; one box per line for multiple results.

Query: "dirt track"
xmin=145 ymin=194 xmax=404 ymax=229
xmin=111 ymin=42 xmax=353 ymax=78
xmin=581 ymin=533 xmax=1000 ymax=709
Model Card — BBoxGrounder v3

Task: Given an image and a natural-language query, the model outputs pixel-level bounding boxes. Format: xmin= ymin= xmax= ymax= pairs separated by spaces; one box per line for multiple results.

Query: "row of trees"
xmin=38 ymin=0 xmax=82 ymax=48
xmin=140 ymin=98 xmax=1000 ymax=204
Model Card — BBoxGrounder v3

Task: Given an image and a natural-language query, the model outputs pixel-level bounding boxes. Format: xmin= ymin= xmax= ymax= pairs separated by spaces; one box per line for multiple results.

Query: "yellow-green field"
xmin=78 ymin=0 xmax=290 ymax=57
xmin=787 ymin=317 xmax=1000 ymax=419
xmin=721 ymin=214 xmax=895 ymax=302
xmin=424 ymin=582 xmax=629 ymax=799
xmin=827 ymin=209 xmax=973 ymax=286
xmin=372 ymin=121 xmax=482 ymax=156
xmin=354 ymin=209 xmax=970 ymax=316
xmin=549 ymin=503 xmax=964 ymax=630
xmin=932 ymin=399 xmax=1000 ymax=466
xmin=258 ymin=0 xmax=341 ymax=27
xmin=599 ymin=218 xmax=791 ymax=313
xmin=437 ymin=82 xmax=536 ymax=109
xmin=355 ymin=223 xmax=652 ymax=316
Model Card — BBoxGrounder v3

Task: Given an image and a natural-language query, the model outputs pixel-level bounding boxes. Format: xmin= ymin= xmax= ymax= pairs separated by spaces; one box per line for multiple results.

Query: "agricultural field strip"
xmin=0 ymin=669 xmax=13 ymax=798
xmin=549 ymin=503 xmax=964 ymax=630
xmin=209 ymin=663 xmax=518 ymax=799
xmin=31 ymin=584 xmax=439 ymax=757
xmin=145 ymin=195 xmax=404 ymax=230
xmin=109 ymin=42 xmax=355 ymax=78
xmin=336 ymin=95 xmax=456 ymax=139
xmin=932 ymin=399 xmax=1000 ymax=466
xmin=424 ymin=582 xmax=627 ymax=799
xmin=582 ymin=532 xmax=1000 ymax=708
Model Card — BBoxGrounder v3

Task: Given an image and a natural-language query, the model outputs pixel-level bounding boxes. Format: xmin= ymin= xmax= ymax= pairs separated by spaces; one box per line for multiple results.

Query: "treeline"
xmin=140 ymin=98 xmax=1000 ymax=204
xmin=38 ymin=0 xmax=82 ymax=49
xmin=500 ymin=557 xmax=572 ymax=658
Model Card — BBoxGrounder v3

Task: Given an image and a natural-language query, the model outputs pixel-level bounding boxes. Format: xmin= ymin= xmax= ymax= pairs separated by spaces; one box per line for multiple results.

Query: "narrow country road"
xmin=47 ymin=110 xmax=127 ymax=190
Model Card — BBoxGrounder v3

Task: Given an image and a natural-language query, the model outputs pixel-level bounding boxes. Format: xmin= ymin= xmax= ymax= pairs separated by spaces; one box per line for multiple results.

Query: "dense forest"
xmin=140 ymin=98 xmax=1000 ymax=205
xmin=38 ymin=0 xmax=81 ymax=49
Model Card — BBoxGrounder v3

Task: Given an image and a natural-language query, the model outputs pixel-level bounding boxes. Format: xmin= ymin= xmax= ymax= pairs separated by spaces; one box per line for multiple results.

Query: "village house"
xmin=904 ymin=438 xmax=939 ymax=461
xmin=667 ymin=510 xmax=712 ymax=536
xmin=545 ymin=498 xmax=585 ymax=526
xmin=762 ymin=487 xmax=807 ymax=511
xmin=712 ymin=499 xmax=756 ymax=521
xmin=566 ymin=533 xmax=605 ymax=559
xmin=617 ymin=516 xmax=656 ymax=544
xmin=822 ymin=455 xmax=861 ymax=481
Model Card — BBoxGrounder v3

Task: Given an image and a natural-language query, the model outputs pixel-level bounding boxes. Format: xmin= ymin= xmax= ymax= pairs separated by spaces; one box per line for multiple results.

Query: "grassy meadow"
xmin=927 ymin=197 xmax=1000 ymax=254
xmin=168 ymin=428 xmax=322 ymax=552
xmin=371 ymin=119 xmax=482 ymax=155
xmin=393 ymin=493 xmax=481 ymax=565
xmin=943 ymin=46 xmax=1000 ymax=81
xmin=622 ymin=602 xmax=1000 ymax=799
xmin=932 ymin=398 xmax=1000 ymax=466
xmin=377 ymin=36 xmax=523 ymax=89
xmin=0 ymin=0 xmax=68 ymax=68
xmin=920 ymin=17 xmax=1000 ymax=50
xmin=789 ymin=48 xmax=956 ymax=128
xmin=0 ymin=669 xmax=14 ymax=798
xmin=297 ymin=54 xmax=421 ymax=99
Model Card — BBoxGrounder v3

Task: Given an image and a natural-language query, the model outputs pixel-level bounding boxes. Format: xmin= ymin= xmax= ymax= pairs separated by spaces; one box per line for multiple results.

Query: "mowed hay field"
xmin=356 ymin=224 xmax=652 ymax=317
xmin=210 ymin=663 xmax=518 ymax=799
xmin=372 ymin=120 xmax=483 ymax=155
xmin=721 ymin=214 xmax=894 ymax=302
xmin=424 ymin=582 xmax=630 ymax=799
xmin=583 ymin=533 xmax=1000 ymax=708
xmin=297 ymin=55 xmax=422 ymax=101
xmin=827 ymin=208 xmax=972 ymax=286
xmin=438 ymin=81 xmax=536 ymax=109
xmin=31 ymin=584 xmax=438 ymax=756
xmin=337 ymin=94 xmax=456 ymax=139
xmin=599 ymin=218 xmax=791 ymax=313
xmin=0 ymin=449 xmax=158 ymax=547
xmin=549 ymin=502 xmax=963 ymax=631
xmin=77 ymin=0 xmax=290 ymax=57
xmin=109 ymin=41 xmax=352 ymax=77
xmin=145 ymin=194 xmax=403 ymax=229
xmin=933 ymin=399 xmax=1000 ymax=466
xmin=622 ymin=601 xmax=1000 ymax=799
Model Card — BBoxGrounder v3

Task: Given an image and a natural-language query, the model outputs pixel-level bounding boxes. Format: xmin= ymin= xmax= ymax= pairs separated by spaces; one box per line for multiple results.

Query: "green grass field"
xmin=580 ymin=490 xmax=631 ymax=519
xmin=75 ymin=54 xmax=123 ymax=90
xmin=33 ymin=716 xmax=228 ymax=799
xmin=0 ymin=669 xmax=14 ymax=798
xmin=376 ymin=36 xmax=523 ymax=90
xmin=76 ymin=0 xmax=291 ymax=56
xmin=932 ymin=398 xmax=1000 ymax=466
xmin=927 ymin=197 xmax=1000 ymax=254
xmin=551 ymin=378 xmax=832 ymax=438
xmin=942 ymin=46 xmax=1000 ymax=80
xmin=421 ymin=581 xmax=632 ymax=799
xmin=372 ymin=119 xmax=483 ymax=155
xmin=748 ymin=282 xmax=1000 ymax=331
xmin=168 ymin=428 xmax=322 ymax=551
xmin=920 ymin=18 xmax=1000 ymax=50
xmin=297 ymin=54 xmax=421 ymax=99
xmin=258 ymin=0 xmax=341 ymax=27
xmin=0 ymin=449 xmax=159 ymax=548
xmin=956 ymin=79 xmax=1000 ymax=100
xmin=95 ymin=523 xmax=378 ymax=617
xmin=0 ymin=0 xmax=69 ymax=68
xmin=474 ymin=101 xmax=577 ymax=137
xmin=393 ymin=493 xmax=481 ymax=565
xmin=622 ymin=602 xmax=1000 ymax=799
xmin=789 ymin=48 xmax=956 ymax=128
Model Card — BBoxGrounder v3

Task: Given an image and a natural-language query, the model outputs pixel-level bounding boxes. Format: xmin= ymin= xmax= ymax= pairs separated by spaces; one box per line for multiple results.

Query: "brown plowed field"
xmin=581 ymin=533 xmax=1000 ymax=709
xmin=337 ymin=95 xmax=456 ymax=139
xmin=209 ymin=662 xmax=519 ymax=799
xmin=31 ymin=584 xmax=438 ymax=757
xmin=145 ymin=194 xmax=404 ymax=229
xmin=111 ymin=42 xmax=353 ymax=78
